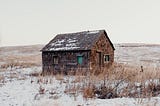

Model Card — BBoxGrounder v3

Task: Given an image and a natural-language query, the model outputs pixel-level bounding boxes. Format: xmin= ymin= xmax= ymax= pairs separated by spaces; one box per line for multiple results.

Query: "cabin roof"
xmin=42 ymin=30 xmax=115 ymax=52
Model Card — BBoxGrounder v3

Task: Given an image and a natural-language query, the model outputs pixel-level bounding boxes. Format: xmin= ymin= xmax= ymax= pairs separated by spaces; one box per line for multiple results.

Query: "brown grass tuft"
xmin=83 ymin=86 xmax=95 ymax=99
xmin=55 ymin=74 xmax=64 ymax=81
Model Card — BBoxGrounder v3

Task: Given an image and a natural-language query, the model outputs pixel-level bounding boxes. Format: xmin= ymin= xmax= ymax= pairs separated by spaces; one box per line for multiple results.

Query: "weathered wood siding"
xmin=90 ymin=33 xmax=114 ymax=72
xmin=42 ymin=51 xmax=90 ymax=74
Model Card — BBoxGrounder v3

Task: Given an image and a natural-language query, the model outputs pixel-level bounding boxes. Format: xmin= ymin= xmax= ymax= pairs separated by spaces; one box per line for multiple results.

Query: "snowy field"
xmin=0 ymin=44 xmax=160 ymax=106
xmin=115 ymin=43 xmax=160 ymax=67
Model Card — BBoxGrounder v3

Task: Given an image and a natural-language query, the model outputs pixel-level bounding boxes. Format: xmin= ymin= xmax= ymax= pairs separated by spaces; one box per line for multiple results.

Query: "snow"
xmin=1 ymin=44 xmax=160 ymax=106
xmin=51 ymin=39 xmax=65 ymax=46
xmin=1 ymin=67 xmax=160 ymax=106
xmin=87 ymin=30 xmax=99 ymax=34
xmin=66 ymin=43 xmax=77 ymax=47
xmin=51 ymin=39 xmax=78 ymax=47
xmin=67 ymin=38 xmax=77 ymax=43
xmin=1 ymin=79 xmax=160 ymax=106
xmin=49 ymin=38 xmax=80 ymax=51
xmin=115 ymin=44 xmax=160 ymax=67
xmin=0 ymin=79 xmax=38 ymax=106
xmin=50 ymin=46 xmax=80 ymax=51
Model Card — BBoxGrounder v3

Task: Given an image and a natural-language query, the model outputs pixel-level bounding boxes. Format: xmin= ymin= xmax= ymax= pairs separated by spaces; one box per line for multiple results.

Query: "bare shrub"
xmin=83 ymin=86 xmax=95 ymax=99
xmin=142 ymin=81 xmax=160 ymax=97
xmin=84 ymin=63 xmax=160 ymax=99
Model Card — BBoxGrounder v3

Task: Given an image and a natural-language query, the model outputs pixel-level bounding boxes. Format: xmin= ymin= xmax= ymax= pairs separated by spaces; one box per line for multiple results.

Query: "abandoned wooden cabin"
xmin=41 ymin=30 xmax=115 ymax=74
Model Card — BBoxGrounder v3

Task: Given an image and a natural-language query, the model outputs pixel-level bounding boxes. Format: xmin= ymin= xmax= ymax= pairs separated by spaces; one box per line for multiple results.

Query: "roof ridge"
xmin=57 ymin=29 xmax=105 ymax=35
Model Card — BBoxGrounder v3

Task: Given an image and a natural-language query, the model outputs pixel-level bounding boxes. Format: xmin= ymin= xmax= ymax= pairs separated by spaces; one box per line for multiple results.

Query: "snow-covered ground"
xmin=0 ymin=44 xmax=160 ymax=106
xmin=1 ymin=67 xmax=160 ymax=106
xmin=115 ymin=43 xmax=160 ymax=67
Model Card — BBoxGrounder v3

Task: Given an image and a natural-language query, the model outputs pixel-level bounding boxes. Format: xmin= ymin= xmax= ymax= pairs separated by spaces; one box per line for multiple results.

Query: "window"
xmin=53 ymin=56 xmax=58 ymax=64
xmin=77 ymin=56 xmax=83 ymax=64
xmin=104 ymin=55 xmax=109 ymax=62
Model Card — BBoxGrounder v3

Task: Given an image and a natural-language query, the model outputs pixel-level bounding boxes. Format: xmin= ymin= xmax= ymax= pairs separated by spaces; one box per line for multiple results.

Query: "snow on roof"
xmin=50 ymin=46 xmax=80 ymax=51
xmin=48 ymin=38 xmax=80 ymax=51
xmin=87 ymin=30 xmax=100 ymax=34
xmin=50 ymin=39 xmax=65 ymax=46
xmin=42 ymin=30 xmax=115 ymax=51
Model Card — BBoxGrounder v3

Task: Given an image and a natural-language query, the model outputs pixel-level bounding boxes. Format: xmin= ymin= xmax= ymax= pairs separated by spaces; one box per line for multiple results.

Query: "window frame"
xmin=77 ymin=55 xmax=83 ymax=65
xmin=104 ymin=54 xmax=110 ymax=63
xmin=53 ymin=56 xmax=59 ymax=64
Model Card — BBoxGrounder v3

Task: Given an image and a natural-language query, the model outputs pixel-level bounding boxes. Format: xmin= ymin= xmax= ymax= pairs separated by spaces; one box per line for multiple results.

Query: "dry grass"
xmin=27 ymin=60 xmax=160 ymax=100
xmin=83 ymin=86 xmax=95 ymax=98
xmin=39 ymin=62 xmax=160 ymax=99
xmin=0 ymin=45 xmax=42 ymax=71
xmin=32 ymin=62 xmax=160 ymax=101
xmin=104 ymin=63 xmax=160 ymax=83
xmin=77 ymin=63 xmax=160 ymax=99
xmin=1 ymin=62 xmax=39 ymax=70
xmin=55 ymin=74 xmax=64 ymax=81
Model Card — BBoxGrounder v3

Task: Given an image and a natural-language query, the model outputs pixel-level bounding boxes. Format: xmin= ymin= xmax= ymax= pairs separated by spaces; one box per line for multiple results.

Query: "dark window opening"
xmin=53 ymin=56 xmax=58 ymax=64
xmin=104 ymin=55 xmax=109 ymax=62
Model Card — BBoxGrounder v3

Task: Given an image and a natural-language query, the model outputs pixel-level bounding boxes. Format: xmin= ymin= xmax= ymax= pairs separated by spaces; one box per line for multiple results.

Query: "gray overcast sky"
xmin=0 ymin=0 xmax=160 ymax=46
